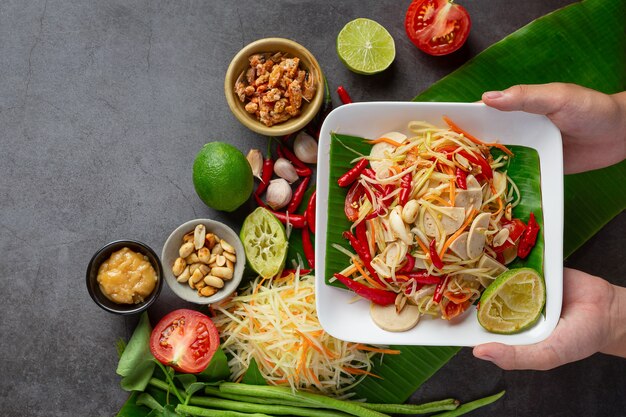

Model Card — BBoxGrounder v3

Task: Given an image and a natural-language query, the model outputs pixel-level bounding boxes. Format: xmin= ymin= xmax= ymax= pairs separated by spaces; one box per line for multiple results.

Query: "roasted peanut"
xmin=203 ymin=275 xmax=224 ymax=288
xmin=194 ymin=224 xmax=206 ymax=250
xmin=205 ymin=233 xmax=218 ymax=249
xmin=172 ymin=257 xmax=186 ymax=276
xmin=223 ymin=251 xmax=236 ymax=263
xmin=185 ymin=253 xmax=200 ymax=264
xmin=216 ymin=255 xmax=226 ymax=267
xmin=220 ymin=239 xmax=236 ymax=254
xmin=197 ymin=247 xmax=211 ymax=264
xmin=176 ymin=266 xmax=191 ymax=283
xmin=200 ymin=286 xmax=217 ymax=297
xmin=226 ymin=259 xmax=234 ymax=270
xmin=179 ymin=242 xmax=195 ymax=258
xmin=211 ymin=243 xmax=224 ymax=256
xmin=211 ymin=266 xmax=233 ymax=280
xmin=191 ymin=268 xmax=205 ymax=284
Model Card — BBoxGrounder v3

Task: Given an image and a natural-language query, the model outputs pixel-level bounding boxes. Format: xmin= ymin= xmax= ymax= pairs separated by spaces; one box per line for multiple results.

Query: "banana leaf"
xmin=351 ymin=0 xmax=626 ymax=403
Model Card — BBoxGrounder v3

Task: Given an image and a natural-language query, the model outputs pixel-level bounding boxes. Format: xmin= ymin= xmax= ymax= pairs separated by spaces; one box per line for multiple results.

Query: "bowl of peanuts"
xmin=161 ymin=219 xmax=245 ymax=304
xmin=225 ymin=37 xmax=324 ymax=136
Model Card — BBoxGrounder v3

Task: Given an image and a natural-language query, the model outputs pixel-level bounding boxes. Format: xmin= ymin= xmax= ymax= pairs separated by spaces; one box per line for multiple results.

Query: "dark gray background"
xmin=1 ymin=0 xmax=624 ymax=416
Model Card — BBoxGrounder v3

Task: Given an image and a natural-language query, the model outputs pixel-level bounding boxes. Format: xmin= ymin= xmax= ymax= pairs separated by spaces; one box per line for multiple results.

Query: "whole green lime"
xmin=192 ymin=142 xmax=253 ymax=212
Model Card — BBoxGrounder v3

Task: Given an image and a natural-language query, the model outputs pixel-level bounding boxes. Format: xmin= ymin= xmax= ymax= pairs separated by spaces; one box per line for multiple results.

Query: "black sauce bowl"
xmin=86 ymin=239 xmax=163 ymax=315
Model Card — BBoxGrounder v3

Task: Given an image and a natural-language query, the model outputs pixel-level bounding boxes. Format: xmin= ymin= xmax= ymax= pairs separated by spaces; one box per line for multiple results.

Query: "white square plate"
xmin=315 ymin=102 xmax=563 ymax=346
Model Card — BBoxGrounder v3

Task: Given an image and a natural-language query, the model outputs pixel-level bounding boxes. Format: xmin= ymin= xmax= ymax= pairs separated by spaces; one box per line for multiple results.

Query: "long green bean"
xmin=204 ymin=386 xmax=319 ymax=408
xmin=190 ymin=396 xmax=356 ymax=417
xmin=219 ymin=382 xmax=389 ymax=417
xmin=431 ymin=391 xmax=505 ymax=417
xmin=175 ymin=404 xmax=272 ymax=417
xmin=357 ymin=398 xmax=459 ymax=414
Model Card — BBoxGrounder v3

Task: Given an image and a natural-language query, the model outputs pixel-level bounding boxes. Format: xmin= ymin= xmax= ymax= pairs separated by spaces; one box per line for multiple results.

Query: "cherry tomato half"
xmin=493 ymin=218 xmax=526 ymax=253
xmin=405 ymin=0 xmax=471 ymax=56
xmin=150 ymin=309 xmax=220 ymax=374
xmin=344 ymin=181 xmax=366 ymax=222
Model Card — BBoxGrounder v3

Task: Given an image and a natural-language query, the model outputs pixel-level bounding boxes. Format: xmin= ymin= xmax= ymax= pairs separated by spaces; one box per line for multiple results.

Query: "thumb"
xmin=481 ymin=83 xmax=571 ymax=115
xmin=473 ymin=342 xmax=563 ymax=371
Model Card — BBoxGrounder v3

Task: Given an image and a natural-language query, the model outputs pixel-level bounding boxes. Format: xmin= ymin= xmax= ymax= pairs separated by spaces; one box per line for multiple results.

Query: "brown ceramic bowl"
xmin=224 ymin=37 xmax=324 ymax=137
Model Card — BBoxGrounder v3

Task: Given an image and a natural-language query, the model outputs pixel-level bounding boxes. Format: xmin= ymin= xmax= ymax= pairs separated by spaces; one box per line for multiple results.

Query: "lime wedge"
xmin=477 ymin=268 xmax=546 ymax=334
xmin=336 ymin=18 xmax=395 ymax=75
xmin=240 ymin=207 xmax=288 ymax=278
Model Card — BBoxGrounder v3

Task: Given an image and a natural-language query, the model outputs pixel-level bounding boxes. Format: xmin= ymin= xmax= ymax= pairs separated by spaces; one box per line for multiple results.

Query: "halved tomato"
xmin=149 ymin=309 xmax=220 ymax=374
xmin=405 ymin=0 xmax=471 ymax=56
xmin=344 ymin=181 xmax=366 ymax=222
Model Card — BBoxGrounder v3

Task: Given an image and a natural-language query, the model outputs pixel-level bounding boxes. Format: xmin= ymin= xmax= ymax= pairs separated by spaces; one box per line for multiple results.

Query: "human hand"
xmin=482 ymin=83 xmax=626 ymax=174
xmin=473 ymin=268 xmax=626 ymax=370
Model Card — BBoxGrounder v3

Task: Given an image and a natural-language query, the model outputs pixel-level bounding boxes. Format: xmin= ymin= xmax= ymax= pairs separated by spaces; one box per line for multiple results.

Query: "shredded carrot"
xmin=366 ymin=137 xmax=402 ymax=146
xmin=393 ymin=275 xmax=412 ymax=282
xmin=442 ymin=115 xmax=514 ymax=156
xmin=308 ymin=367 xmax=322 ymax=385
xmin=415 ymin=237 xmax=429 ymax=255
xmin=446 ymin=165 xmax=456 ymax=206
xmin=440 ymin=209 xmax=477 ymax=258
xmin=424 ymin=194 xmax=453 ymax=207
xmin=296 ymin=330 xmax=339 ymax=359
xmin=353 ymin=344 xmax=401 ymax=355
xmin=343 ymin=367 xmax=383 ymax=380
xmin=352 ymin=258 xmax=386 ymax=290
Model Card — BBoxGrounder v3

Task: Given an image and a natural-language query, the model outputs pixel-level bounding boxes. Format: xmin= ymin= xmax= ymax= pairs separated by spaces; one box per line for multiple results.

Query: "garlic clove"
xmin=293 ymin=131 xmax=318 ymax=164
xmin=246 ymin=149 xmax=264 ymax=180
xmin=266 ymin=178 xmax=292 ymax=210
xmin=273 ymin=157 xmax=299 ymax=183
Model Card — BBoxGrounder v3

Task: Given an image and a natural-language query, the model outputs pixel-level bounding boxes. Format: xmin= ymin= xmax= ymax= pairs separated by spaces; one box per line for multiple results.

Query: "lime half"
xmin=478 ymin=268 xmax=546 ymax=334
xmin=240 ymin=207 xmax=288 ymax=278
xmin=336 ymin=18 xmax=395 ymax=75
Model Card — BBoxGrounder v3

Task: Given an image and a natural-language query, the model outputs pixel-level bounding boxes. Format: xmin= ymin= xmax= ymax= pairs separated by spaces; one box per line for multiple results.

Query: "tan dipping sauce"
xmin=97 ymin=247 xmax=157 ymax=304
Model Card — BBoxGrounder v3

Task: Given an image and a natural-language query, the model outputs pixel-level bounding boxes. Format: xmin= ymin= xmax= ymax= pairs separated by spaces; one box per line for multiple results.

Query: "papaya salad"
xmin=332 ymin=117 xmax=540 ymax=330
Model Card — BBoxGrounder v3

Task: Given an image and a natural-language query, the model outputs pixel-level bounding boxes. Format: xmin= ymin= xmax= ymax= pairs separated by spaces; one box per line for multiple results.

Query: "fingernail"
xmin=475 ymin=353 xmax=494 ymax=361
xmin=483 ymin=91 xmax=503 ymax=100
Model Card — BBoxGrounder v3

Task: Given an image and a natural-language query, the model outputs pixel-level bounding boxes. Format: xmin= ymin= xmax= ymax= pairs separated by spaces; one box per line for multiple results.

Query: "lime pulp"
xmin=240 ymin=207 xmax=288 ymax=278
xmin=336 ymin=18 xmax=396 ymax=75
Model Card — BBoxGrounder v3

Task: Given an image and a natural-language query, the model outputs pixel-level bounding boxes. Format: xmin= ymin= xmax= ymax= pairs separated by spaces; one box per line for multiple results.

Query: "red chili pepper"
xmin=306 ymin=192 xmax=316 ymax=234
xmin=281 ymin=145 xmax=309 ymax=170
xmin=337 ymin=159 xmax=368 ymax=187
xmin=337 ymin=86 xmax=353 ymax=104
xmin=343 ymin=231 xmax=384 ymax=287
xmin=255 ymin=157 xmax=274 ymax=196
xmin=397 ymin=254 xmax=415 ymax=273
xmin=270 ymin=211 xmax=307 ymax=228
xmin=517 ymin=212 xmax=540 ymax=259
xmin=355 ymin=222 xmax=370 ymax=263
xmin=399 ymin=173 xmax=412 ymax=205
xmin=404 ymin=271 xmax=441 ymax=284
xmin=333 ymin=273 xmax=396 ymax=306
xmin=302 ymin=227 xmax=315 ymax=269
xmin=254 ymin=193 xmax=268 ymax=208
xmin=429 ymin=240 xmax=444 ymax=270
xmin=433 ymin=276 xmax=449 ymax=303
xmin=455 ymin=167 xmax=467 ymax=190
xmin=458 ymin=150 xmax=493 ymax=180
xmin=286 ymin=176 xmax=310 ymax=213
xmin=362 ymin=169 xmax=385 ymax=193
xmin=280 ymin=268 xmax=311 ymax=278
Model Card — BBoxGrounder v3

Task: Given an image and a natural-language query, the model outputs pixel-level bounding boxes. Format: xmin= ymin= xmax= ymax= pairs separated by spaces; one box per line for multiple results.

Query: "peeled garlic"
xmin=293 ymin=131 xmax=318 ymax=164
xmin=274 ymin=158 xmax=299 ymax=183
xmin=246 ymin=149 xmax=264 ymax=180
xmin=266 ymin=178 xmax=292 ymax=210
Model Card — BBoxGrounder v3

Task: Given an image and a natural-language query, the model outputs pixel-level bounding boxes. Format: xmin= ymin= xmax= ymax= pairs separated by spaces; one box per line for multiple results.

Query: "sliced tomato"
xmin=405 ymin=0 xmax=471 ymax=56
xmin=344 ymin=181 xmax=366 ymax=222
xmin=493 ymin=218 xmax=526 ymax=253
xmin=149 ymin=309 xmax=220 ymax=374
xmin=442 ymin=299 xmax=470 ymax=320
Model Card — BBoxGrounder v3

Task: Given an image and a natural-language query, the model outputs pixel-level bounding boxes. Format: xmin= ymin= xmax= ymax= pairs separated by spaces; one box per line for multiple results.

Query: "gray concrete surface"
xmin=1 ymin=0 xmax=624 ymax=416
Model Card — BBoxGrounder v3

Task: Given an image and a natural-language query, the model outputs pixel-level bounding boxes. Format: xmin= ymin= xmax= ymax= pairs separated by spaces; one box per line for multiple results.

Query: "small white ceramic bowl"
xmin=162 ymin=219 xmax=244 ymax=304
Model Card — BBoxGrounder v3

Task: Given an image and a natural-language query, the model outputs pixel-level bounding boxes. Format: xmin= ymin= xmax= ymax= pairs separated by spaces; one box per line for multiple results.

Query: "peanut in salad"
xmin=235 ymin=52 xmax=317 ymax=127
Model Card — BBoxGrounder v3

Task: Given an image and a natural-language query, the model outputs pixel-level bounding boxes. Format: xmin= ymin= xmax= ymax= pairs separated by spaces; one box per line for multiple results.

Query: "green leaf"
xmin=116 ymin=392 xmax=151 ymax=417
xmin=117 ymin=312 xmax=153 ymax=377
xmin=175 ymin=374 xmax=197 ymax=391
xmin=242 ymin=358 xmax=268 ymax=385
xmin=197 ymin=346 xmax=230 ymax=382
xmin=117 ymin=312 xmax=156 ymax=392
xmin=136 ymin=393 xmax=164 ymax=412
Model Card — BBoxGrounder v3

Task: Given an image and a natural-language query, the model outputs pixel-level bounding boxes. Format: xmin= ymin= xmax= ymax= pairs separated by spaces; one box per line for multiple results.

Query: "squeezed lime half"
xmin=240 ymin=207 xmax=288 ymax=278
xmin=478 ymin=268 xmax=546 ymax=334
xmin=336 ymin=18 xmax=396 ymax=75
